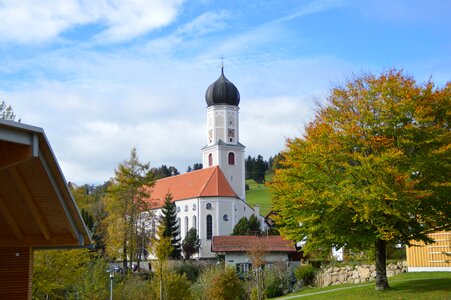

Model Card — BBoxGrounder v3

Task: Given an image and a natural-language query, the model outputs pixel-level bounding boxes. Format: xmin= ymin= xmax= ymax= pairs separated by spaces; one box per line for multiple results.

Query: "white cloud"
xmin=177 ymin=10 xmax=230 ymax=36
xmin=0 ymin=0 xmax=185 ymax=43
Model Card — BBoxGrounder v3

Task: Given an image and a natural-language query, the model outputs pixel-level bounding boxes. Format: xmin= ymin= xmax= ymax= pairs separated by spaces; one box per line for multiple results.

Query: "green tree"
xmin=149 ymin=165 xmax=180 ymax=179
xmin=0 ymin=100 xmax=19 ymax=121
xmin=70 ymin=182 xmax=108 ymax=253
xmin=182 ymin=228 xmax=201 ymax=259
xmin=104 ymin=147 xmax=154 ymax=272
xmin=160 ymin=193 xmax=182 ymax=259
xmin=269 ymin=70 xmax=451 ymax=290
xmin=232 ymin=215 xmax=262 ymax=236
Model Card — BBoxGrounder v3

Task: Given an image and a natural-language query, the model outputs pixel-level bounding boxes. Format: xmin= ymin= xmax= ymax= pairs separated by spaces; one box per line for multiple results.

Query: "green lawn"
xmin=245 ymin=176 xmax=272 ymax=216
xmin=274 ymin=272 xmax=451 ymax=300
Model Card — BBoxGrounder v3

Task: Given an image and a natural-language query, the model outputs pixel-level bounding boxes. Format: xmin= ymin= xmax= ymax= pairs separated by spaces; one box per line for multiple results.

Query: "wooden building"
xmin=406 ymin=231 xmax=451 ymax=272
xmin=0 ymin=119 xmax=91 ymax=299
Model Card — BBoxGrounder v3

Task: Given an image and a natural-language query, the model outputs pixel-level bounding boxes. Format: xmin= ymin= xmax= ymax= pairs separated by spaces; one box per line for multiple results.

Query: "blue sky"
xmin=1 ymin=0 xmax=450 ymax=184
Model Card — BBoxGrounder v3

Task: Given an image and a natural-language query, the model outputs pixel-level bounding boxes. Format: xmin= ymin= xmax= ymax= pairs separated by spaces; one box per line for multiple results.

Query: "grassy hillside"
xmin=245 ymin=173 xmax=273 ymax=216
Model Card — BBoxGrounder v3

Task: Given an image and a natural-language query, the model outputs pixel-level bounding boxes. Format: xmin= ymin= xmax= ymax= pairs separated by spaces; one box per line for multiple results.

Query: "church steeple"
xmin=202 ymin=67 xmax=246 ymax=200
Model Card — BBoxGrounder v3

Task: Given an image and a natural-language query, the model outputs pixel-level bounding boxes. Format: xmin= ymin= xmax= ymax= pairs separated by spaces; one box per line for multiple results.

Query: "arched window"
xmin=228 ymin=152 xmax=235 ymax=165
xmin=208 ymin=153 xmax=213 ymax=166
xmin=185 ymin=216 xmax=189 ymax=235
xmin=177 ymin=217 xmax=181 ymax=239
xmin=206 ymin=215 xmax=212 ymax=240
xmin=193 ymin=215 xmax=197 ymax=230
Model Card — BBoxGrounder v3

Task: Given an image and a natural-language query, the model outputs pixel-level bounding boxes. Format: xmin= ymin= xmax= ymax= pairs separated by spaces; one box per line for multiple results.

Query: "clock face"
xmin=228 ymin=129 xmax=235 ymax=137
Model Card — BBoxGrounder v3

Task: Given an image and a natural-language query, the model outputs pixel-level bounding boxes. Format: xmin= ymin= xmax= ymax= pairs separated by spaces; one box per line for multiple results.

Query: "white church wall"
xmin=224 ymin=252 xmax=289 ymax=266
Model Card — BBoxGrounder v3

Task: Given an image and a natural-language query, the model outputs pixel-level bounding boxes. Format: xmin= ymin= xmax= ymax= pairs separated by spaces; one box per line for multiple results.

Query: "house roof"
xmin=212 ymin=235 xmax=296 ymax=252
xmin=0 ymin=119 xmax=92 ymax=248
xmin=144 ymin=166 xmax=238 ymax=208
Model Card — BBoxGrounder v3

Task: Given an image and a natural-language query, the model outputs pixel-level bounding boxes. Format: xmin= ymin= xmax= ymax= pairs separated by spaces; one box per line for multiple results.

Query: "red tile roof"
xmin=212 ymin=235 xmax=296 ymax=252
xmin=144 ymin=166 xmax=238 ymax=208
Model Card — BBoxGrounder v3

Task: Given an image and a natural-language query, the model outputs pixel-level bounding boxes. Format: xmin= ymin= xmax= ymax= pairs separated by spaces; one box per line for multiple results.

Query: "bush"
xmin=191 ymin=266 xmax=224 ymax=300
xmin=150 ymin=272 xmax=193 ymax=300
xmin=206 ymin=267 xmax=245 ymax=300
xmin=172 ymin=262 xmax=201 ymax=282
xmin=264 ymin=276 xmax=283 ymax=298
xmin=115 ymin=274 xmax=152 ymax=300
xmin=294 ymin=264 xmax=315 ymax=286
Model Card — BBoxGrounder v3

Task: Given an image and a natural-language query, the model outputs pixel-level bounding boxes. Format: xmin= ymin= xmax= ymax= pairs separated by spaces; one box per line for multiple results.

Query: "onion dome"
xmin=205 ymin=67 xmax=240 ymax=107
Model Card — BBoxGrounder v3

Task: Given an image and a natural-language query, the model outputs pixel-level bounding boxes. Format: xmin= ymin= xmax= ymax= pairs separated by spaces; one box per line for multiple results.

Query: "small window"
xmin=185 ymin=205 xmax=188 ymax=212
xmin=193 ymin=204 xmax=196 ymax=211
xmin=177 ymin=206 xmax=180 ymax=213
xmin=206 ymin=215 xmax=212 ymax=240
xmin=208 ymin=153 xmax=213 ymax=166
xmin=228 ymin=152 xmax=235 ymax=165
xmin=193 ymin=215 xmax=197 ymax=230
xmin=206 ymin=203 xmax=212 ymax=210
xmin=223 ymin=214 xmax=229 ymax=221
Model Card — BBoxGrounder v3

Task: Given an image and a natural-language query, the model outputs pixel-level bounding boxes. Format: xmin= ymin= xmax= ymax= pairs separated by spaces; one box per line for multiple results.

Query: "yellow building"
xmin=406 ymin=231 xmax=451 ymax=272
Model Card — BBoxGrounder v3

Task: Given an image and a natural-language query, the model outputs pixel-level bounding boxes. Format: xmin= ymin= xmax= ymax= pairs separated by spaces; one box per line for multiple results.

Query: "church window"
xmin=208 ymin=154 xmax=213 ymax=166
xmin=193 ymin=204 xmax=196 ymax=211
xmin=206 ymin=202 xmax=212 ymax=210
xmin=206 ymin=215 xmax=212 ymax=240
xmin=185 ymin=216 xmax=189 ymax=235
xmin=228 ymin=152 xmax=235 ymax=165
xmin=193 ymin=215 xmax=197 ymax=230
xmin=185 ymin=205 xmax=188 ymax=212
xmin=177 ymin=218 xmax=181 ymax=239
xmin=177 ymin=206 xmax=180 ymax=213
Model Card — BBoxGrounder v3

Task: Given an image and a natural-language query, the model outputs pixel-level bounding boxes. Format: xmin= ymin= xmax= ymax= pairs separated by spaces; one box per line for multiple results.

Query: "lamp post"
xmin=107 ymin=268 xmax=115 ymax=300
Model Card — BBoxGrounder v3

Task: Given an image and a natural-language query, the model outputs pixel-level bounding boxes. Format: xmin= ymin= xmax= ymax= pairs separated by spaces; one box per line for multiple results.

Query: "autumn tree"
xmin=269 ymin=70 xmax=450 ymax=291
xmin=32 ymin=249 xmax=92 ymax=299
xmin=247 ymin=241 xmax=268 ymax=300
xmin=104 ymin=147 xmax=154 ymax=271
xmin=150 ymin=223 xmax=173 ymax=300
xmin=160 ymin=193 xmax=182 ymax=259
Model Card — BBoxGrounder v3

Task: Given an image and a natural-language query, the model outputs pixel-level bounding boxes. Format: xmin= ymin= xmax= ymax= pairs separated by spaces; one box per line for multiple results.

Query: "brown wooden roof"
xmin=212 ymin=235 xmax=296 ymax=252
xmin=0 ymin=120 xmax=91 ymax=248
xmin=144 ymin=166 xmax=238 ymax=208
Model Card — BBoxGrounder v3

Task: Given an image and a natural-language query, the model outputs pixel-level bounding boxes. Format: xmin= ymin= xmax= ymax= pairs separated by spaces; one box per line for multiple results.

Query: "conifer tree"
xmin=182 ymin=228 xmax=201 ymax=259
xmin=160 ymin=193 xmax=181 ymax=259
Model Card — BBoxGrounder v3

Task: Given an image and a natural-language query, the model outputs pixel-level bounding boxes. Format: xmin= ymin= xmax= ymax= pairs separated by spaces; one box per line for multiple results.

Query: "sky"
xmin=1 ymin=0 xmax=450 ymax=185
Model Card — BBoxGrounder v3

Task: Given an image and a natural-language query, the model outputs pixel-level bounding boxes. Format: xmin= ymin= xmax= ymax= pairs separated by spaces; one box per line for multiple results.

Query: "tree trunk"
xmin=122 ymin=239 xmax=128 ymax=272
xmin=375 ymin=238 xmax=389 ymax=290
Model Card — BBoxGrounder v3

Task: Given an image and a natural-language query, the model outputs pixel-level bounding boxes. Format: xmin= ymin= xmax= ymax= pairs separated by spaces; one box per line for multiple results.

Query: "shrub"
xmin=294 ymin=264 xmax=315 ymax=286
xmin=172 ymin=262 xmax=201 ymax=282
xmin=206 ymin=267 xmax=245 ymax=300
xmin=264 ymin=276 xmax=283 ymax=298
xmin=191 ymin=266 xmax=224 ymax=300
xmin=115 ymin=274 xmax=152 ymax=300
xmin=150 ymin=271 xmax=193 ymax=300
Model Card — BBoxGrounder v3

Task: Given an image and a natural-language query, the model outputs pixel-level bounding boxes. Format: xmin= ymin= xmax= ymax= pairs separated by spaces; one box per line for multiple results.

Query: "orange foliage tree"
xmin=269 ymin=70 xmax=450 ymax=290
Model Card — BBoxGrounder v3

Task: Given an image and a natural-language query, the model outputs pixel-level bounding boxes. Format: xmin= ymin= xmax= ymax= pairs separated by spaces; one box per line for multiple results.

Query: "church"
xmin=144 ymin=67 xmax=267 ymax=258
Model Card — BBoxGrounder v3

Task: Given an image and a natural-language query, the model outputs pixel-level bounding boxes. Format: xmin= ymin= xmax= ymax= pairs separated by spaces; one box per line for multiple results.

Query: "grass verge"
xmin=274 ymin=272 xmax=451 ymax=300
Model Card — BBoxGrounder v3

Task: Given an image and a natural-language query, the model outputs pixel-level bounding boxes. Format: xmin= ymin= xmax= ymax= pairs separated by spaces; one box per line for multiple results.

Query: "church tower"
xmin=202 ymin=67 xmax=245 ymax=200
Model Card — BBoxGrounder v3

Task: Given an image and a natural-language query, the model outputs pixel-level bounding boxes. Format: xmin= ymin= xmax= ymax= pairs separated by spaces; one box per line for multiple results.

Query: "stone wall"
xmin=315 ymin=261 xmax=407 ymax=287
